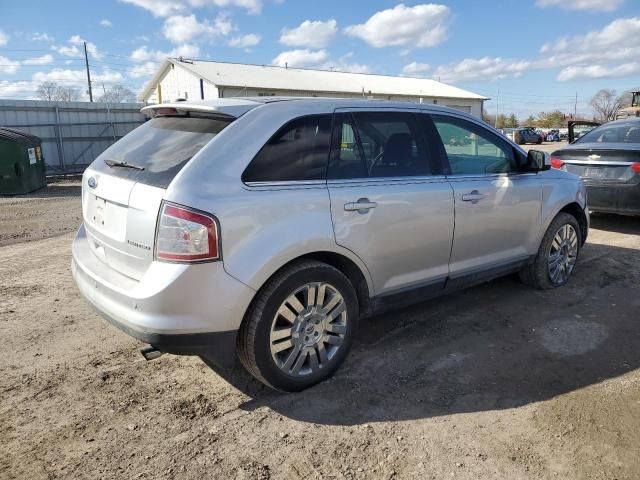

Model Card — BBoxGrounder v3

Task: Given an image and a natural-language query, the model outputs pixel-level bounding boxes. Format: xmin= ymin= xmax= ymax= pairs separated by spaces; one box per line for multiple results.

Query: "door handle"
xmin=344 ymin=198 xmax=377 ymax=213
xmin=461 ymin=190 xmax=486 ymax=204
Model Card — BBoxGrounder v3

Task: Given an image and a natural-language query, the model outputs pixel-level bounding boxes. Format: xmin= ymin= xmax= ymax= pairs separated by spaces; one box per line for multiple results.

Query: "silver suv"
xmin=72 ymin=98 xmax=588 ymax=391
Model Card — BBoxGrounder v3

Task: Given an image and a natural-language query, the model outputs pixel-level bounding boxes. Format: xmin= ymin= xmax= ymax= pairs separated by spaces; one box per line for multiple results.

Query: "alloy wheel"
xmin=548 ymin=224 xmax=578 ymax=285
xmin=269 ymin=282 xmax=348 ymax=377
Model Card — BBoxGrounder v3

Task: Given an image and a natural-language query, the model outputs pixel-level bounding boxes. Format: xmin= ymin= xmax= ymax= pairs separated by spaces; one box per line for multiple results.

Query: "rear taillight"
xmin=550 ymin=156 xmax=564 ymax=169
xmin=155 ymin=203 xmax=220 ymax=263
xmin=631 ymin=162 xmax=640 ymax=173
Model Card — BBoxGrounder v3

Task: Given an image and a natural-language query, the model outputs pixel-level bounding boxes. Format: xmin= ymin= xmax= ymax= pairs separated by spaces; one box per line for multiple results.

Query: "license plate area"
xmin=582 ymin=167 xmax=606 ymax=178
xmin=85 ymin=193 xmax=128 ymax=241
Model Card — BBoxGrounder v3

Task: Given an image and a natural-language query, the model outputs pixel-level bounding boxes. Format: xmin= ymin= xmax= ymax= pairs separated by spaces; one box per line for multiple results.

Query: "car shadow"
xmin=1 ymin=183 xmax=82 ymax=200
xmin=206 ymin=240 xmax=640 ymax=426
xmin=590 ymin=213 xmax=640 ymax=235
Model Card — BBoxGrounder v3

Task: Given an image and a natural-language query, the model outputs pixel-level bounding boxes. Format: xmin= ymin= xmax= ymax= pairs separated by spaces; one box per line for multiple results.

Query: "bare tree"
xmin=55 ymin=86 xmax=81 ymax=102
xmin=99 ymin=84 xmax=137 ymax=103
xmin=37 ymin=81 xmax=58 ymax=101
xmin=617 ymin=88 xmax=639 ymax=108
xmin=590 ymin=89 xmax=621 ymax=122
xmin=37 ymin=82 xmax=81 ymax=102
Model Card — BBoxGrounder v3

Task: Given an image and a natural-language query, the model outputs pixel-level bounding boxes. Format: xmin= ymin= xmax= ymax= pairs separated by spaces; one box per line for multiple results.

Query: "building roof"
xmin=140 ymin=59 xmax=489 ymax=102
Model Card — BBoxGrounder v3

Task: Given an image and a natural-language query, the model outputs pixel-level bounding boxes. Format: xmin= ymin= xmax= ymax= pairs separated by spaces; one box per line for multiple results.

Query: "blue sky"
xmin=1 ymin=0 xmax=638 ymax=118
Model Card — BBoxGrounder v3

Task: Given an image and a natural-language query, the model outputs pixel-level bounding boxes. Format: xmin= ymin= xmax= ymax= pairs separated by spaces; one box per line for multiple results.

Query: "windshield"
xmin=91 ymin=115 xmax=232 ymax=187
xmin=576 ymin=122 xmax=640 ymax=144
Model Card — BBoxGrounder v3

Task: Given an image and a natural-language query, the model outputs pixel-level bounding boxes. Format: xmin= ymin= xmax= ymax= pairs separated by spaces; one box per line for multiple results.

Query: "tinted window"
xmin=431 ymin=115 xmax=515 ymax=175
xmin=242 ymin=115 xmax=332 ymax=182
xmin=576 ymin=123 xmax=640 ymax=144
xmin=91 ymin=116 xmax=232 ymax=188
xmin=328 ymin=111 xmax=430 ymax=179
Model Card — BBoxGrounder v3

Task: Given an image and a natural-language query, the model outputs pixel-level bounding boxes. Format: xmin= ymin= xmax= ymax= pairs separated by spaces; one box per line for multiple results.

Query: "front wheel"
xmin=519 ymin=213 xmax=581 ymax=289
xmin=237 ymin=260 xmax=358 ymax=391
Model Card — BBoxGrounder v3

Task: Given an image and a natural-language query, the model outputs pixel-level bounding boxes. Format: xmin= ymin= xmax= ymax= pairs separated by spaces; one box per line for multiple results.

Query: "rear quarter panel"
xmin=163 ymin=102 xmax=375 ymax=297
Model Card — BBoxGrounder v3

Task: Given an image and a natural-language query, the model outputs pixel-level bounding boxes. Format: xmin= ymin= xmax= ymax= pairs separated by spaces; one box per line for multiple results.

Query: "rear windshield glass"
xmin=91 ymin=116 xmax=232 ymax=188
xmin=576 ymin=123 xmax=640 ymax=144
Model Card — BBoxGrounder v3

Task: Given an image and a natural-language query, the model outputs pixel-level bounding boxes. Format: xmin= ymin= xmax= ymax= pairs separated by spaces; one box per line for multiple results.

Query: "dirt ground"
xmin=1 ymin=180 xmax=639 ymax=480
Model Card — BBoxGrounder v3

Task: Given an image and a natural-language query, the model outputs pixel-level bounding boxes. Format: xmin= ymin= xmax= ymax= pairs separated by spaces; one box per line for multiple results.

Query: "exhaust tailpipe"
xmin=140 ymin=344 xmax=164 ymax=361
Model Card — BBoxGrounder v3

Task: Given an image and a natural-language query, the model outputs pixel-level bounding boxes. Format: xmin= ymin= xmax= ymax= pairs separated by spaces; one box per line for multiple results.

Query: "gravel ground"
xmin=1 ymin=181 xmax=639 ymax=480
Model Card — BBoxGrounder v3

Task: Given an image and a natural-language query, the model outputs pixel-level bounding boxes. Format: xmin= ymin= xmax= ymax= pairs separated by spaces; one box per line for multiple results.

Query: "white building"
xmin=140 ymin=59 xmax=488 ymax=117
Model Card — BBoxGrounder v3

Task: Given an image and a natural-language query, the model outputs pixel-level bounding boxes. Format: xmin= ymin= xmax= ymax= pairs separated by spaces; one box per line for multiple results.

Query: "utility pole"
xmin=495 ymin=87 xmax=500 ymax=128
xmin=84 ymin=41 xmax=93 ymax=102
xmin=574 ymin=91 xmax=578 ymax=119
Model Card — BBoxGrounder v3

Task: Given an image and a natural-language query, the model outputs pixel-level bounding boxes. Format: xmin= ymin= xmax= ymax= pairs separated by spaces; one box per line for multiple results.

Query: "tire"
xmin=237 ymin=260 xmax=358 ymax=392
xmin=519 ymin=212 xmax=581 ymax=289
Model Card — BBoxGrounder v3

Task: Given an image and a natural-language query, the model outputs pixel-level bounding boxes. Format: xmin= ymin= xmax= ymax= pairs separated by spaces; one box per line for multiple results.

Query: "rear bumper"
xmin=72 ymin=224 xmax=256 ymax=366
xmin=586 ymin=183 xmax=640 ymax=215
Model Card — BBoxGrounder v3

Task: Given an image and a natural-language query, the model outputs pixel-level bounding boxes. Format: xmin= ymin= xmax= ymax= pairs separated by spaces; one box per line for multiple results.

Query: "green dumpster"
xmin=0 ymin=127 xmax=47 ymax=195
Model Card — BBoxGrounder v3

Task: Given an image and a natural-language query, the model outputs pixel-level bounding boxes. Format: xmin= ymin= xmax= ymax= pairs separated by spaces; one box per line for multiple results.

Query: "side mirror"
xmin=524 ymin=150 xmax=550 ymax=172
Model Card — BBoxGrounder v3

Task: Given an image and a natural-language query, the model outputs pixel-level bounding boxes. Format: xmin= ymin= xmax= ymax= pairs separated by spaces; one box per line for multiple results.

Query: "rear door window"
xmin=328 ymin=111 xmax=430 ymax=179
xmin=242 ymin=114 xmax=332 ymax=183
xmin=91 ymin=115 xmax=232 ymax=188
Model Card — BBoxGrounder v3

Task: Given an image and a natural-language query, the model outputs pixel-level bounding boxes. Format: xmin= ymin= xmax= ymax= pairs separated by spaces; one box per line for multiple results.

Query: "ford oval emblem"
xmin=88 ymin=177 xmax=97 ymax=189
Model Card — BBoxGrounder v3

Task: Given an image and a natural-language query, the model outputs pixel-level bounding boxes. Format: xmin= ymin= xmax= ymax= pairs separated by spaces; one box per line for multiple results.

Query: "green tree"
xmin=495 ymin=113 xmax=508 ymax=129
xmin=504 ymin=113 xmax=519 ymax=128
xmin=523 ymin=115 xmax=536 ymax=127
xmin=536 ymin=110 xmax=565 ymax=128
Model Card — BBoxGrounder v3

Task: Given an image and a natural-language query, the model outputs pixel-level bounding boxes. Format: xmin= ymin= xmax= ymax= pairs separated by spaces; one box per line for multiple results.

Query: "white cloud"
xmin=323 ymin=53 xmax=370 ymax=74
xmin=557 ymin=62 xmax=640 ymax=81
xmin=433 ymin=57 xmax=531 ymax=83
xmin=68 ymin=35 xmax=103 ymax=60
xmin=52 ymin=44 xmax=83 ymax=58
xmin=271 ymin=49 xmax=369 ymax=73
xmin=23 ymin=54 xmax=54 ymax=66
xmin=280 ymin=19 xmax=337 ymax=49
xmin=100 ymin=19 xmax=113 ymax=27
xmin=208 ymin=0 xmax=262 ymax=14
xmin=272 ymin=49 xmax=329 ymax=68
xmin=119 ymin=0 xmax=183 ymax=17
xmin=130 ymin=43 xmax=200 ymax=62
xmin=228 ymin=33 xmax=261 ymax=48
xmin=0 ymin=31 xmax=8 ymax=46
xmin=32 ymin=32 xmax=53 ymax=42
xmin=344 ymin=4 xmax=451 ymax=48
xmin=119 ymin=0 xmax=262 ymax=16
xmin=431 ymin=16 xmax=640 ymax=83
xmin=53 ymin=35 xmax=103 ymax=60
xmin=32 ymin=68 xmax=123 ymax=85
xmin=128 ymin=61 xmax=161 ymax=78
xmin=162 ymin=13 xmax=234 ymax=43
xmin=539 ymin=17 xmax=640 ymax=65
xmin=0 ymin=56 xmax=20 ymax=75
xmin=536 ymin=0 xmax=624 ymax=12
xmin=0 ymin=80 xmax=40 ymax=99
xmin=402 ymin=61 xmax=430 ymax=75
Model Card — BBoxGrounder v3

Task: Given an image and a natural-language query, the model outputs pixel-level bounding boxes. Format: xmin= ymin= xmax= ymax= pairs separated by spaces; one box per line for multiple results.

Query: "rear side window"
xmin=92 ymin=116 xmax=232 ymax=188
xmin=577 ymin=124 xmax=640 ymax=143
xmin=328 ymin=111 xmax=430 ymax=179
xmin=430 ymin=114 xmax=516 ymax=175
xmin=242 ymin=114 xmax=332 ymax=183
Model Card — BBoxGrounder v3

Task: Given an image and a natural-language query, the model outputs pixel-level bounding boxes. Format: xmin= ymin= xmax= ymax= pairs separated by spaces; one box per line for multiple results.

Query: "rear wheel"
xmin=519 ymin=213 xmax=581 ymax=289
xmin=237 ymin=260 xmax=358 ymax=391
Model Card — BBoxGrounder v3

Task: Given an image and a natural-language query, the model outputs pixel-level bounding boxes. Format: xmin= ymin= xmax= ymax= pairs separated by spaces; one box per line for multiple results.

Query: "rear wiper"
xmin=104 ymin=159 xmax=145 ymax=170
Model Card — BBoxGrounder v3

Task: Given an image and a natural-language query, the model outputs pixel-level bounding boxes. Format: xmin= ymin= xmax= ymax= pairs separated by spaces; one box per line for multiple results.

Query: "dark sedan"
xmin=551 ymin=118 xmax=640 ymax=216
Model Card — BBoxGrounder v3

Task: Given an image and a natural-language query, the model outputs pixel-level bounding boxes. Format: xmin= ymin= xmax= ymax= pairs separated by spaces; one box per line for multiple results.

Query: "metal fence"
xmin=0 ymin=100 xmax=146 ymax=174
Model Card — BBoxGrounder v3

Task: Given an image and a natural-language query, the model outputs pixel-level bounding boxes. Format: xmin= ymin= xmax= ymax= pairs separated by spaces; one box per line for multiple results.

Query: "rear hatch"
xmin=553 ymin=145 xmax=640 ymax=184
xmin=82 ymin=112 xmax=236 ymax=280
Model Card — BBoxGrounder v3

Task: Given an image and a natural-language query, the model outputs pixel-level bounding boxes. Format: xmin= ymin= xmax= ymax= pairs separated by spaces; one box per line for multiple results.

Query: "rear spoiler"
xmin=141 ymin=99 xmax=260 ymax=120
